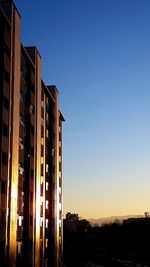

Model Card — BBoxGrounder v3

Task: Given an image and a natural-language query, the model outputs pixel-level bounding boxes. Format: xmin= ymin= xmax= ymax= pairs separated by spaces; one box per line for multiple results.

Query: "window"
xmin=46 ymin=182 xmax=49 ymax=191
xmin=40 ymin=196 xmax=43 ymax=205
xmin=21 ymin=68 xmax=27 ymax=80
xmin=2 ymin=151 xmax=8 ymax=165
xmin=17 ymin=242 xmax=22 ymax=254
xmin=41 ymin=107 xmax=44 ymax=119
xmin=31 ymin=83 xmax=35 ymax=93
xmin=46 ymin=219 xmax=48 ymax=229
xmin=30 ymin=215 xmax=33 ymax=226
xmin=3 ymin=96 xmax=9 ymax=110
xmin=41 ymin=118 xmax=44 ymax=126
xmin=52 ymin=132 xmax=55 ymax=139
xmin=19 ymin=166 xmax=24 ymax=175
xmin=30 ymin=192 xmax=33 ymax=202
xmin=41 ymin=176 xmax=43 ymax=184
xmin=41 ymin=125 xmax=44 ymax=138
xmin=3 ymin=123 xmax=8 ymax=137
xmin=40 ymin=217 xmax=43 ymax=227
xmin=41 ymin=145 xmax=44 ymax=157
xmin=30 ymin=146 xmax=34 ymax=157
xmin=30 ymin=104 xmax=34 ymax=114
xmin=0 ymin=181 xmax=6 ymax=194
xmin=46 ymin=129 xmax=49 ymax=138
xmin=31 ymin=169 xmax=34 ymax=179
xmin=4 ymin=69 xmax=10 ymax=83
xmin=46 ymin=164 xmax=49 ymax=173
xmin=31 ymin=125 xmax=34 ymax=135
xmin=59 ymin=193 xmax=61 ymax=203
xmin=18 ymin=216 xmax=23 ymax=226
xmin=46 ymin=200 xmax=48 ymax=209
xmin=59 ymin=227 xmax=61 ymax=237
xmin=19 ymin=138 xmax=24 ymax=150
xmin=52 ymin=148 xmax=55 ymax=157
xmin=53 ymin=165 xmax=55 ymax=174
xmin=41 ymin=100 xmax=44 ymax=107
xmin=59 ymin=162 xmax=61 ymax=171
xmin=5 ymin=43 xmax=10 ymax=57
xmin=41 ymin=164 xmax=43 ymax=176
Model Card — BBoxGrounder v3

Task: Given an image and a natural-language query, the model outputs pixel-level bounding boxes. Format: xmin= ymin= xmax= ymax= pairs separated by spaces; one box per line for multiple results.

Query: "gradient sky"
xmin=15 ymin=0 xmax=150 ymax=219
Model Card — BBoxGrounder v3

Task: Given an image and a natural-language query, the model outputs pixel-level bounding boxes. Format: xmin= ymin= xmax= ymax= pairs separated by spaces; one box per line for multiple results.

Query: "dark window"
xmin=5 ymin=43 xmax=10 ymax=57
xmin=3 ymin=96 xmax=9 ymax=110
xmin=52 ymin=132 xmax=55 ymax=139
xmin=53 ymin=165 xmax=55 ymax=174
xmin=59 ymin=162 xmax=61 ymax=171
xmin=3 ymin=123 xmax=8 ymax=137
xmin=30 ymin=105 xmax=35 ymax=115
xmin=52 ymin=115 xmax=55 ymax=123
xmin=41 ymin=164 xmax=43 ymax=176
xmin=31 ymin=125 xmax=34 ymax=135
xmin=29 ymin=239 xmax=32 ymax=250
xmin=30 ymin=215 xmax=33 ymax=226
xmin=21 ymin=68 xmax=27 ymax=80
xmin=5 ymin=26 xmax=11 ymax=44
xmin=2 ymin=151 xmax=8 ymax=165
xmin=41 ymin=89 xmax=44 ymax=101
xmin=30 ymin=192 xmax=33 ymax=202
xmin=30 ymin=146 xmax=34 ymax=157
xmin=41 ymin=145 xmax=44 ymax=157
xmin=0 ymin=181 xmax=6 ymax=194
xmin=31 ymin=83 xmax=35 ymax=93
xmin=31 ymin=169 xmax=34 ymax=179
xmin=4 ymin=69 xmax=10 ymax=83
xmin=1 ymin=211 xmax=5 ymax=225
xmin=41 ymin=125 xmax=44 ymax=138
xmin=59 ymin=132 xmax=61 ymax=141
xmin=46 ymin=147 xmax=49 ymax=156
xmin=41 ymin=107 xmax=44 ymax=119
xmin=59 ymin=226 xmax=61 ymax=237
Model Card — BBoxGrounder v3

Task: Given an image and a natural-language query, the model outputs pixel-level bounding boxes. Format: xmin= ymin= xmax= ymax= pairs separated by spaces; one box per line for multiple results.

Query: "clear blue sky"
xmin=15 ymin=0 xmax=150 ymax=218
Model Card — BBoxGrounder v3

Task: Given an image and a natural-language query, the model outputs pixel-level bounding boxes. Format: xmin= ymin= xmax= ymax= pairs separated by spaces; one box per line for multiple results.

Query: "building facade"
xmin=0 ymin=1 xmax=65 ymax=267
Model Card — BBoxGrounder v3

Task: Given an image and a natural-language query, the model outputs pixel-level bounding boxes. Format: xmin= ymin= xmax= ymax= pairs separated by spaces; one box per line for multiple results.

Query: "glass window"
xmin=2 ymin=151 xmax=8 ymax=165
xmin=18 ymin=216 xmax=23 ymax=226
xmin=46 ymin=219 xmax=48 ymax=229
xmin=3 ymin=96 xmax=9 ymax=110
xmin=46 ymin=182 xmax=49 ymax=191
xmin=46 ymin=200 xmax=48 ymax=209
xmin=3 ymin=123 xmax=8 ymax=137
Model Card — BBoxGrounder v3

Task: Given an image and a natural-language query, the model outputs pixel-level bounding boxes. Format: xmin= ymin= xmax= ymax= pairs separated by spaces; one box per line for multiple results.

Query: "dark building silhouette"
xmin=64 ymin=213 xmax=90 ymax=232
xmin=123 ymin=213 xmax=150 ymax=226
xmin=0 ymin=1 xmax=65 ymax=267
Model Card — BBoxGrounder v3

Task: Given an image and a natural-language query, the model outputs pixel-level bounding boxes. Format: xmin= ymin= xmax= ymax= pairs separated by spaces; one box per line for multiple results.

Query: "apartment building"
xmin=0 ymin=1 xmax=65 ymax=267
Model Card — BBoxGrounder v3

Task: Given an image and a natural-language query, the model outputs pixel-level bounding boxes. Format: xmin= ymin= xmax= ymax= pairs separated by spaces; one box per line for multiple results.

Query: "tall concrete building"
xmin=0 ymin=1 xmax=65 ymax=267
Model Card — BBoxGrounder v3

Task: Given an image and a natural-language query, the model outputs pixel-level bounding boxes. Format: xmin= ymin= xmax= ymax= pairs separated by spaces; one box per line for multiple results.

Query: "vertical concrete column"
xmin=52 ymin=88 xmax=60 ymax=267
xmin=42 ymin=92 xmax=46 ymax=267
xmin=9 ymin=5 xmax=21 ymax=267
xmin=35 ymin=50 xmax=41 ymax=267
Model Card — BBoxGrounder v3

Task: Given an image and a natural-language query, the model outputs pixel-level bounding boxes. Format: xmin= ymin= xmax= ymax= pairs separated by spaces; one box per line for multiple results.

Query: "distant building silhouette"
xmin=0 ymin=1 xmax=65 ymax=267
xmin=123 ymin=212 xmax=150 ymax=227
xmin=64 ymin=213 xmax=90 ymax=232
